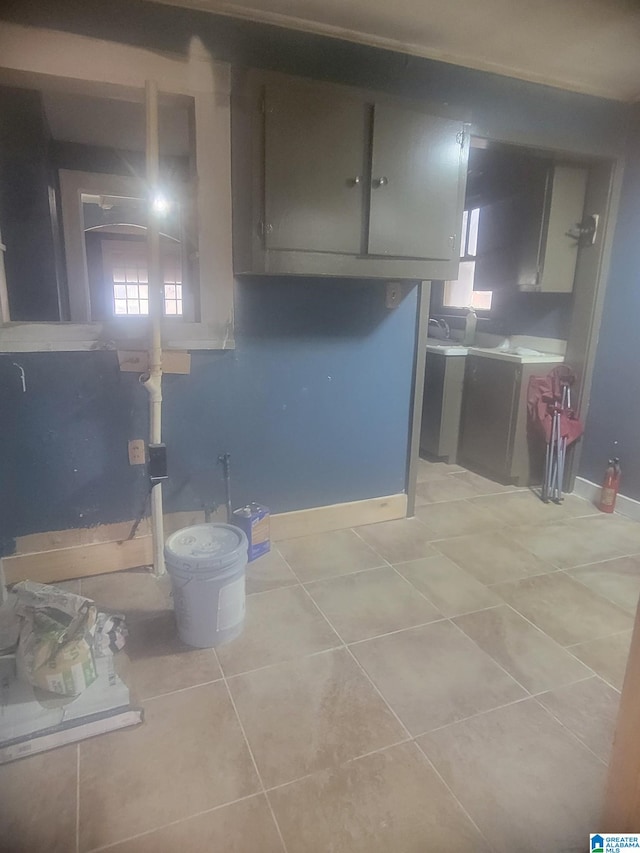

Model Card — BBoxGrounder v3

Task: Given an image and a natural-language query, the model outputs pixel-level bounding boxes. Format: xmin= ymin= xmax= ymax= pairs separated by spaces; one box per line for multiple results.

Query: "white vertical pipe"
xmin=143 ymin=79 xmax=166 ymax=577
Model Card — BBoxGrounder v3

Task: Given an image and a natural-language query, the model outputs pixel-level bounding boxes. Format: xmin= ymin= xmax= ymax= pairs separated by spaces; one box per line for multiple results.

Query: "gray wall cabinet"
xmin=518 ymin=164 xmax=588 ymax=293
xmin=458 ymin=355 xmax=563 ymax=486
xmin=232 ymin=69 xmax=470 ymax=279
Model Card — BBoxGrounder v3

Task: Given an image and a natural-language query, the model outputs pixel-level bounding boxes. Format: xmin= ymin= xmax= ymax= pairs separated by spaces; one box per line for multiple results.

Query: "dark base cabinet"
xmin=420 ymin=352 xmax=466 ymax=464
xmin=458 ymin=355 xmax=563 ymax=486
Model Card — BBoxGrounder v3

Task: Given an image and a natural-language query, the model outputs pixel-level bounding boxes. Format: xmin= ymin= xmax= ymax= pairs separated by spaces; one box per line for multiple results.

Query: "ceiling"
xmin=150 ymin=0 xmax=640 ymax=101
xmin=42 ymin=91 xmax=191 ymax=156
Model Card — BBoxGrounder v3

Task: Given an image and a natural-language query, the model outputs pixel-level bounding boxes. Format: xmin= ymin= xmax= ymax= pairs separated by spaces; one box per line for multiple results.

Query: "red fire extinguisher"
xmin=599 ymin=458 xmax=621 ymax=513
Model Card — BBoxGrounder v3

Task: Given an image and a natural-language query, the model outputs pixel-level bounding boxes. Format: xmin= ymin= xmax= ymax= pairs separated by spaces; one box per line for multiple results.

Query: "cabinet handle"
xmin=349 ymin=176 xmax=362 ymax=186
xmin=373 ymin=176 xmax=389 ymax=188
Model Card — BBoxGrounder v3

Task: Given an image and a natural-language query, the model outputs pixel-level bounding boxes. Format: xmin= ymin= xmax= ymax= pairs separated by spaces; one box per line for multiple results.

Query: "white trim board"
xmin=573 ymin=476 xmax=640 ymax=524
xmin=0 ymin=22 xmax=235 ymax=352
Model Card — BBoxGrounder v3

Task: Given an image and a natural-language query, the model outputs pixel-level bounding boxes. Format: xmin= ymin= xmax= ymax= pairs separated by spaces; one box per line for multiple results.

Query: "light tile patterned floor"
xmin=3 ymin=457 xmax=640 ymax=852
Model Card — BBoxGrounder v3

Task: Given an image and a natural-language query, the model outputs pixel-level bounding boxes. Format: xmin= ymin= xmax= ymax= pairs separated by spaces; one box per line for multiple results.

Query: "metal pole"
xmin=142 ymin=80 xmax=165 ymax=577
xmin=218 ymin=453 xmax=233 ymax=522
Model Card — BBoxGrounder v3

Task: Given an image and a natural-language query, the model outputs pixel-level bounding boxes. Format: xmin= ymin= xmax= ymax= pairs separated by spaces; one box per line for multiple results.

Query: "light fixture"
xmin=151 ymin=192 xmax=171 ymax=216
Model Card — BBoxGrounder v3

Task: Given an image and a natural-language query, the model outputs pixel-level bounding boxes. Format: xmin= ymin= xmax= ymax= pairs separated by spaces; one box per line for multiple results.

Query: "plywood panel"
xmin=6 ymin=497 xmax=406 ymax=583
xmin=3 ymin=537 xmax=153 ymax=585
xmin=117 ymin=350 xmax=191 ymax=374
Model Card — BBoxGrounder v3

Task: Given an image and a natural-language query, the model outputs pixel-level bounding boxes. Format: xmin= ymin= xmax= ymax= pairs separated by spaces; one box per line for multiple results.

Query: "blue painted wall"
xmin=580 ymin=107 xmax=640 ymax=500
xmin=0 ymin=0 xmax=636 ymax=546
xmin=0 ymin=280 xmax=416 ymax=547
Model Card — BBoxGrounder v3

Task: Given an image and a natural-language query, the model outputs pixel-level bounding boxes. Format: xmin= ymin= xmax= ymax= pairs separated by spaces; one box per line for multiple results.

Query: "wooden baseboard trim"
xmin=3 ymin=494 xmax=407 ymax=585
xmin=270 ymin=493 xmax=407 ymax=541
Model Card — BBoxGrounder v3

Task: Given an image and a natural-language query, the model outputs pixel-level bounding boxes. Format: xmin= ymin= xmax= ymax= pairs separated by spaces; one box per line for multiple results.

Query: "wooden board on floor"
xmin=3 ymin=537 xmax=153 ymax=586
xmin=602 ymin=599 xmax=640 ymax=831
xmin=5 ymin=496 xmax=406 ymax=584
xmin=12 ymin=510 xmax=209 ymax=556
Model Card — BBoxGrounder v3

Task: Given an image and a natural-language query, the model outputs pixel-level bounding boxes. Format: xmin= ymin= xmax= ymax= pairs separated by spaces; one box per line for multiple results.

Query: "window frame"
xmin=440 ymin=205 xmax=494 ymax=316
xmin=100 ymin=236 xmax=184 ymax=319
xmin=0 ymin=22 xmax=235 ymax=352
xmin=60 ymin=171 xmax=192 ymax=323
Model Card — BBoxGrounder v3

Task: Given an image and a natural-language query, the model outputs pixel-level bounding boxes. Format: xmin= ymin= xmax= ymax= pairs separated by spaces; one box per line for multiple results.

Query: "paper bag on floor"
xmin=13 ymin=581 xmax=98 ymax=696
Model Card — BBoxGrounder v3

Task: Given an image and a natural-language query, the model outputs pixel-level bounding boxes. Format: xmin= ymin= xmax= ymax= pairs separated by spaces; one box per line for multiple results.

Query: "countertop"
xmin=425 ymin=336 xmax=566 ymax=364
xmin=425 ymin=339 xmax=468 ymax=355
xmin=466 ymin=347 xmax=564 ymax=364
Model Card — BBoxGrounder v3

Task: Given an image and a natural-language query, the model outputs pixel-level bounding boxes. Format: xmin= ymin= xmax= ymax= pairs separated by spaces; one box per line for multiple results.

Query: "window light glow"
xmin=151 ymin=192 xmax=171 ymax=216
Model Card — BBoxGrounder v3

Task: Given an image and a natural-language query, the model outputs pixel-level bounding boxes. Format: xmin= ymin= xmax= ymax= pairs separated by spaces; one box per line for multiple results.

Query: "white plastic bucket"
xmin=164 ymin=523 xmax=248 ymax=648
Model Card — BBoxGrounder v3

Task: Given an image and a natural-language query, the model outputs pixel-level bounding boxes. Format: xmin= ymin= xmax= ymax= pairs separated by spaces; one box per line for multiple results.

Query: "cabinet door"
xmin=474 ymin=197 xmax=519 ymax=291
xmin=458 ymin=356 xmax=520 ymax=480
xmin=264 ymin=84 xmax=367 ymax=254
xmin=420 ymin=352 xmax=446 ymax=456
xmin=517 ymin=163 xmax=587 ymax=293
xmin=537 ymin=165 xmax=588 ymax=293
xmin=368 ymin=102 xmax=467 ymax=260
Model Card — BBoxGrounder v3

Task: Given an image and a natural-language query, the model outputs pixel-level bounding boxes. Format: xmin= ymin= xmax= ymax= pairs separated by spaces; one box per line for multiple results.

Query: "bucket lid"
xmin=164 ymin=523 xmax=248 ymax=572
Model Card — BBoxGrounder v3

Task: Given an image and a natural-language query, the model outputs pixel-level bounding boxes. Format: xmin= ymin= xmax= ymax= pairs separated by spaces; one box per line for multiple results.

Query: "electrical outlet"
xmin=386 ymin=281 xmax=402 ymax=308
xmin=128 ymin=439 xmax=146 ymax=465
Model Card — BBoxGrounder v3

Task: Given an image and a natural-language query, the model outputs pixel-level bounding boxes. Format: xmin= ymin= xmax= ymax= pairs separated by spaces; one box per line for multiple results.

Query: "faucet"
xmin=428 ymin=318 xmax=450 ymax=339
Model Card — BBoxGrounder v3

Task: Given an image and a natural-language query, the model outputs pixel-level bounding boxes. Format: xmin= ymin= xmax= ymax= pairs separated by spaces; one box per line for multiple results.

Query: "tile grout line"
xmin=558 ymin=566 xmax=640 ymax=615
xmin=497 ymin=601 xmax=606 ymax=682
xmin=464 ymin=586 xmax=628 ymax=694
xmin=275 ymin=527 xmax=612 ymax=747
xmin=412 ymin=738 xmax=493 ymax=850
xmin=290 ymin=528 xmax=452 ymax=622
xmin=261 ymin=736 xmax=415 ymax=797
xmin=529 ymin=673 xmax=600 ymax=698
xmin=444 ymin=617 xmax=534 ymax=698
xmin=285 ymin=576 xmax=497 ymax=842
xmin=491 ymin=522 xmax=640 ymax=572
xmin=413 ymin=693 xmax=533 ymax=740
xmin=276 ymin=549 xmax=415 ymax=743
xmin=530 ymin=694 xmax=610 ymax=768
xmin=221 ymin=643 xmax=345 ymax=681
xmin=424 ymin=535 xmax=563 ymax=581
xmin=477 ymin=595 xmax=631 ymax=676
xmin=387 ymin=563 xmax=448 ymax=612
xmin=247 ymin=580 xmax=299 ymax=597
xmin=77 ymin=508 xmax=636 ymax=852
xmin=450 ymin=599 xmax=614 ymax=699
xmin=274 ymin=539 xmax=605 ymax=826
xmin=300 ymin=561 xmax=394 ymax=587
xmin=557 ymin=548 xmax=640 ymax=570
xmin=243 ymin=543 xmax=446 ymax=845
xmin=565 ymin=629 xmax=632 ymax=693
xmin=212 ymin=645 xmax=291 ymax=853
xmin=353 ymin=476 xmax=495 ymax=848
xmin=348 ymin=526 xmax=396 ymax=569
xmin=85 ymin=792 xmax=263 ymax=852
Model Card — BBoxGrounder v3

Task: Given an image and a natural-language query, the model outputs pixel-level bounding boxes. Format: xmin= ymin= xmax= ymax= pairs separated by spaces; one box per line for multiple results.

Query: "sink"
xmin=426 ymin=338 xmax=468 ymax=355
